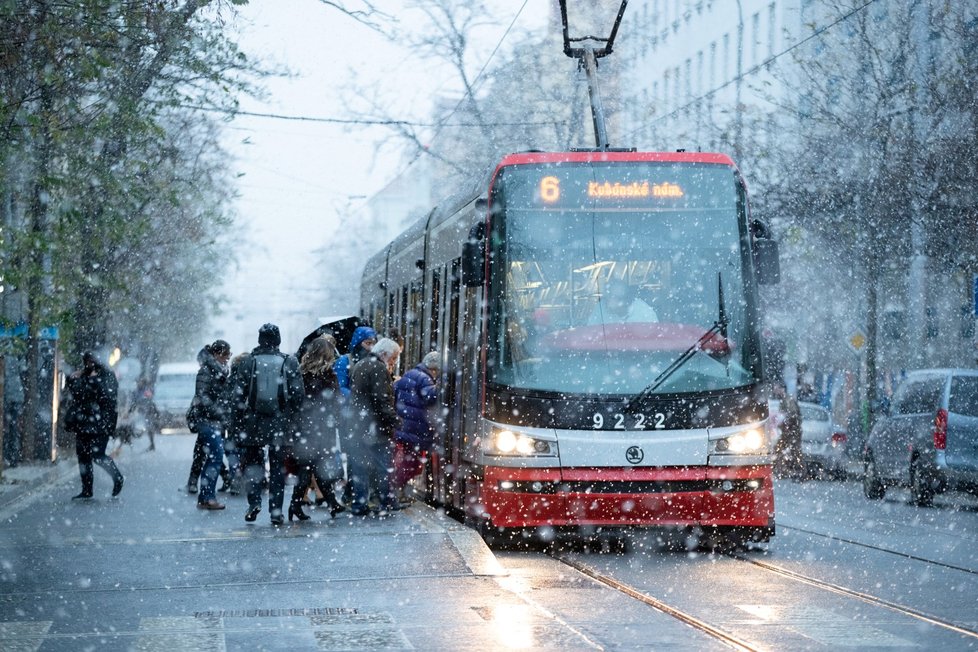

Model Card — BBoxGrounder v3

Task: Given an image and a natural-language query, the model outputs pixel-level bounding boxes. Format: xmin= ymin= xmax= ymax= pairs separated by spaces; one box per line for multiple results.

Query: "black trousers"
xmin=290 ymin=456 xmax=343 ymax=511
xmin=75 ymin=432 xmax=123 ymax=494
xmin=241 ymin=444 xmax=287 ymax=516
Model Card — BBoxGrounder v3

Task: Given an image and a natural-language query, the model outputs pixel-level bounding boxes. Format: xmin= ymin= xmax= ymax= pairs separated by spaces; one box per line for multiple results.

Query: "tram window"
xmin=429 ymin=268 xmax=442 ymax=350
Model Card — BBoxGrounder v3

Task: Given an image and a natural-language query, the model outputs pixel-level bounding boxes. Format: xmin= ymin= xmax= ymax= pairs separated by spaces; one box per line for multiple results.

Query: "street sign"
xmin=847 ymin=328 xmax=867 ymax=354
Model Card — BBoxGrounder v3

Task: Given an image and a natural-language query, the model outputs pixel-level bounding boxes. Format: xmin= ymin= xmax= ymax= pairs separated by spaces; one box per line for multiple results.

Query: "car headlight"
xmin=486 ymin=429 xmax=556 ymax=457
xmin=711 ymin=428 xmax=766 ymax=454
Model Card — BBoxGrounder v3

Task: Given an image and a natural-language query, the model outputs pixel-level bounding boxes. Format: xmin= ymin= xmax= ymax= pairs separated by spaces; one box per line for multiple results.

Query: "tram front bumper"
xmin=481 ymin=465 xmax=774 ymax=529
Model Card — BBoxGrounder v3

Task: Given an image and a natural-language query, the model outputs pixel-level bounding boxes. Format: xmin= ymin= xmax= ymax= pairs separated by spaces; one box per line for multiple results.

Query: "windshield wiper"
xmin=626 ymin=273 xmax=729 ymax=411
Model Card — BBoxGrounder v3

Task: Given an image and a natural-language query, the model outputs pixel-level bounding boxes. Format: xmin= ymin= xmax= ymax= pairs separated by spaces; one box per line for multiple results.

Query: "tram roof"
xmin=494 ymin=150 xmax=737 ymax=168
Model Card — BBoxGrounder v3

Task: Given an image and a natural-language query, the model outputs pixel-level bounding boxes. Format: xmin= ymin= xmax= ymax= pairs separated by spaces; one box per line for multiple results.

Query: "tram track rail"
xmin=779 ymin=522 xmax=978 ymax=577
xmin=554 ymin=553 xmax=761 ymax=652
xmin=728 ymin=550 xmax=978 ymax=641
xmin=549 ymin=526 xmax=978 ymax=651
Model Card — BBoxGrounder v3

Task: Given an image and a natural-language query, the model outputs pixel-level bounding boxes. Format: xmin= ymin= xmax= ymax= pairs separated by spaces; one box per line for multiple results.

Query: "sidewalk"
xmin=0 ymin=453 xmax=77 ymax=511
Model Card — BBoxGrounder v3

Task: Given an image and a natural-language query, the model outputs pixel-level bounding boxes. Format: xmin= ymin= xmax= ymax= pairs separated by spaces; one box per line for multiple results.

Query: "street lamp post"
xmin=558 ymin=0 xmax=629 ymax=150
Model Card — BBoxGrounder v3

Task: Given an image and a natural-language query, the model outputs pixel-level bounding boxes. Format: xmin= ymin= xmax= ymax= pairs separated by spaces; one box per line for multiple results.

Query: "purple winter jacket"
xmin=393 ymin=364 xmax=438 ymax=449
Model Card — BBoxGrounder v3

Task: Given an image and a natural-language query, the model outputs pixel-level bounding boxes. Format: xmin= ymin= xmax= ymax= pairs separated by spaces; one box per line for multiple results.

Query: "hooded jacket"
xmin=63 ymin=362 xmax=118 ymax=438
xmin=194 ymin=346 xmax=230 ymax=426
xmin=335 ymin=326 xmax=377 ymax=396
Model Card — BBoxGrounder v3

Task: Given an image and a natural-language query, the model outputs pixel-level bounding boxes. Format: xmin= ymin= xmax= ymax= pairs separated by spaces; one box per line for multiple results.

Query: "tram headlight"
xmin=487 ymin=429 xmax=556 ymax=457
xmin=711 ymin=428 xmax=766 ymax=455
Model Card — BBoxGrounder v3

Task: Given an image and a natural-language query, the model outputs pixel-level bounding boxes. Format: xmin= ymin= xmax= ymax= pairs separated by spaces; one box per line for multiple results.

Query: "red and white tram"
xmin=360 ymin=149 xmax=780 ymax=546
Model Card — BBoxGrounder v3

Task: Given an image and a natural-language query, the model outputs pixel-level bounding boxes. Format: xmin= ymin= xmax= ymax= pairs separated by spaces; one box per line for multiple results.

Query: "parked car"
xmin=863 ymin=368 xmax=978 ymax=505
xmin=797 ymin=401 xmax=848 ymax=479
xmin=768 ymin=399 xmax=848 ymax=479
xmin=153 ymin=362 xmax=198 ymax=430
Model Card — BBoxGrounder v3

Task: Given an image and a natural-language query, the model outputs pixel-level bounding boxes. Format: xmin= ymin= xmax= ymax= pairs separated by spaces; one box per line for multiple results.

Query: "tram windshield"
xmin=487 ymin=161 xmax=760 ymax=396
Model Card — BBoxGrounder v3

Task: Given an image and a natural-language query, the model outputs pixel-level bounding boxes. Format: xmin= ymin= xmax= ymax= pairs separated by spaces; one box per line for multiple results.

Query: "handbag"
xmin=185 ymin=397 xmax=203 ymax=434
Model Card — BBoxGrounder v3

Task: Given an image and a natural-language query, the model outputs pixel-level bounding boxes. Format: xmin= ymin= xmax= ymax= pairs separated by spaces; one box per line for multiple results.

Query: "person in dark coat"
xmin=348 ymin=337 xmax=401 ymax=515
xmin=186 ymin=343 xmax=233 ymax=496
xmin=774 ymin=394 xmax=804 ymax=480
xmin=334 ymin=326 xmax=376 ymax=397
xmin=392 ymin=351 xmax=441 ymax=499
xmin=288 ymin=336 xmax=345 ymax=521
xmin=65 ymin=352 xmax=124 ymax=499
xmin=189 ymin=340 xmax=232 ymax=510
xmin=228 ymin=323 xmax=304 ymax=525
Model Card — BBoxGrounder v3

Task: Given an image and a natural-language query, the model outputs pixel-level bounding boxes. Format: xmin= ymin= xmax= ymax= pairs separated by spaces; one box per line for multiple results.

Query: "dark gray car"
xmin=864 ymin=368 xmax=978 ymax=505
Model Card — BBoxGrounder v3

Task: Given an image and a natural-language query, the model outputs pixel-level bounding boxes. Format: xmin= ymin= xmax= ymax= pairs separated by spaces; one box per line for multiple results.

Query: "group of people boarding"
xmin=188 ymin=323 xmax=441 ymax=526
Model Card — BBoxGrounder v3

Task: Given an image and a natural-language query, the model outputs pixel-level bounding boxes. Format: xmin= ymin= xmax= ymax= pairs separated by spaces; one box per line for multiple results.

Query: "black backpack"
xmin=249 ymin=353 xmax=287 ymax=416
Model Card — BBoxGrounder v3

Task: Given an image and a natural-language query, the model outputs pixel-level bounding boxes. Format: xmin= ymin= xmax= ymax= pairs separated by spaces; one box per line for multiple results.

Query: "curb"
xmin=0 ymin=456 xmax=78 ymax=511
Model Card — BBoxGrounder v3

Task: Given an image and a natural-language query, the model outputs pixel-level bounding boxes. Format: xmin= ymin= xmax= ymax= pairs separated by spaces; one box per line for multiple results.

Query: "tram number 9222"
xmin=593 ymin=412 xmax=667 ymax=430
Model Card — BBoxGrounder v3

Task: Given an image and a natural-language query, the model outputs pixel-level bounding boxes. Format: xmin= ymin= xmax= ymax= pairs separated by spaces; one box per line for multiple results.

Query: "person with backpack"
xmin=228 ymin=323 xmax=304 ymax=525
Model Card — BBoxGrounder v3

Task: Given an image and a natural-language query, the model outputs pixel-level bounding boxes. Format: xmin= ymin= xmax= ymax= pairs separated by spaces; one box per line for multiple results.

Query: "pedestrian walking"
xmin=188 ymin=340 xmax=232 ymax=510
xmin=392 ymin=351 xmax=441 ymax=504
xmin=64 ymin=352 xmax=124 ymax=499
xmin=185 ymin=345 xmax=233 ymax=495
xmin=288 ymin=336 xmax=346 ymax=521
xmin=348 ymin=337 xmax=401 ymax=516
xmin=228 ymin=323 xmax=304 ymax=525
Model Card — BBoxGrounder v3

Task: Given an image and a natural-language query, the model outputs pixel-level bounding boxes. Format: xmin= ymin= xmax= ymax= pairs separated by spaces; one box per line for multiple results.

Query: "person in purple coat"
xmin=391 ymin=352 xmax=441 ymax=502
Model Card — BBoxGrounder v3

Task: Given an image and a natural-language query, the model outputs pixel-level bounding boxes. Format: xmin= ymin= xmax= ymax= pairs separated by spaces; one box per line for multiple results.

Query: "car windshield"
xmin=486 ymin=161 xmax=760 ymax=396
xmin=154 ymin=374 xmax=196 ymax=402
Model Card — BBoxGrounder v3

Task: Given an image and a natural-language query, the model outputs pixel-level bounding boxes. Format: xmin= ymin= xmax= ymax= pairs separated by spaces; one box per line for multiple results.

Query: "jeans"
xmin=348 ymin=441 xmax=396 ymax=511
xmin=196 ymin=421 xmax=225 ymax=501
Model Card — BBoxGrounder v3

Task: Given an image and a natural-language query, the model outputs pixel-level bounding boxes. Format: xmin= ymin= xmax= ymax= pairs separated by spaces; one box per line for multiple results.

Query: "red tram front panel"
xmin=479 ymin=465 xmax=774 ymax=529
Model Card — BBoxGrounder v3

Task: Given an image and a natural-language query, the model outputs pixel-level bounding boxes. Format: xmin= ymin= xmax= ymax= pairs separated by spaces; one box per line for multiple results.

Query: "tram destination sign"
xmin=497 ymin=163 xmax=737 ymax=212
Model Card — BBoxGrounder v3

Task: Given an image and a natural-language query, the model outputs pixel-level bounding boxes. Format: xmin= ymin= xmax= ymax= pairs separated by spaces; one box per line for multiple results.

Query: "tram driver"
xmin=587 ymin=277 xmax=658 ymax=325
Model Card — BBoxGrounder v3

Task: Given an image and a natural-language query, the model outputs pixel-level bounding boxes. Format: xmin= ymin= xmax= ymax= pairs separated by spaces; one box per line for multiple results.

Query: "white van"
xmin=154 ymin=362 xmax=198 ymax=430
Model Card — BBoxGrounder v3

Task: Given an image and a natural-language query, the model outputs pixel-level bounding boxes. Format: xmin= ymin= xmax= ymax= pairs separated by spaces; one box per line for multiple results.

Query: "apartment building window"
xmin=751 ymin=12 xmax=761 ymax=67
xmin=684 ymin=58 xmax=692 ymax=102
xmin=696 ymin=50 xmax=703 ymax=96
xmin=674 ymin=65 xmax=681 ymax=109
xmin=709 ymin=41 xmax=716 ymax=91
xmin=722 ymin=33 xmax=730 ymax=81
xmin=663 ymin=70 xmax=671 ymax=112
xmin=767 ymin=3 xmax=776 ymax=59
xmin=652 ymin=80 xmax=660 ymax=114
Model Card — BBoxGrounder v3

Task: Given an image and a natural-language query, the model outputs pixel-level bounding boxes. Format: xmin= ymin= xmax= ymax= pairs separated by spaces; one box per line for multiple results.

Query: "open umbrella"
xmin=296 ymin=315 xmax=362 ymax=360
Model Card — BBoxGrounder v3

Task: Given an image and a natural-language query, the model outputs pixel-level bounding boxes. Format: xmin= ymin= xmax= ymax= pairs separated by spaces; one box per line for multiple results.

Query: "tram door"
xmin=455 ymin=270 xmax=484 ymax=512
xmin=441 ymin=260 xmax=464 ymax=508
